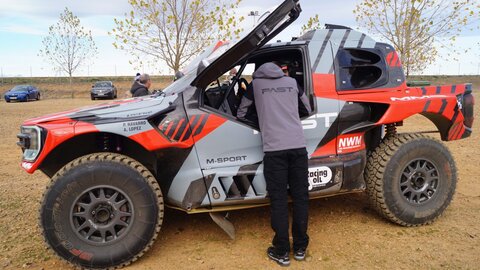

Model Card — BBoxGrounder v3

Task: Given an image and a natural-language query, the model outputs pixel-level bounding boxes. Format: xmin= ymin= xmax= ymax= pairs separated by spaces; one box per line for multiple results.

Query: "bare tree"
xmin=354 ymin=0 xmax=480 ymax=76
xmin=110 ymin=0 xmax=244 ymax=74
xmin=39 ymin=8 xmax=98 ymax=85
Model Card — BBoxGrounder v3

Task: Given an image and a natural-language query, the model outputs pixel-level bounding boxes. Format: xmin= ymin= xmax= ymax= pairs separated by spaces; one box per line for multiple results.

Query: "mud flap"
xmin=209 ymin=212 xmax=235 ymax=240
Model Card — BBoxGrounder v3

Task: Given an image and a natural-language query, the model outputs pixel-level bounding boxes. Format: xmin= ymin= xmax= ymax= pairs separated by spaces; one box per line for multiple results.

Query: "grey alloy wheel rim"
xmin=399 ymin=158 xmax=440 ymax=204
xmin=70 ymin=185 xmax=134 ymax=245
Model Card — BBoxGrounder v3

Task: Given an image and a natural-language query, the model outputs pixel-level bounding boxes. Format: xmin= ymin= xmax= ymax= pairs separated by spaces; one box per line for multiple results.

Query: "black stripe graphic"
xmin=193 ymin=115 xmax=208 ymax=136
xmin=173 ymin=119 xmax=188 ymax=141
xmin=329 ymin=30 xmax=351 ymax=74
xmin=182 ymin=115 xmax=199 ymax=141
xmin=438 ymin=99 xmax=447 ymax=114
xmin=423 ymin=100 xmax=431 ymax=112
xmin=451 ymin=85 xmax=457 ymax=94
xmin=451 ymin=110 xmax=459 ymax=124
xmin=312 ymin=30 xmax=333 ymax=72
xmin=357 ymin=33 xmax=366 ymax=48
xmin=166 ymin=120 xmax=178 ymax=138
xmin=421 ymin=87 xmax=427 ymax=95
xmin=181 ymin=127 xmax=192 ymax=142
xmin=436 ymin=86 xmax=441 ymax=94
xmin=160 ymin=122 xmax=168 ymax=133
xmin=452 ymin=123 xmax=463 ymax=140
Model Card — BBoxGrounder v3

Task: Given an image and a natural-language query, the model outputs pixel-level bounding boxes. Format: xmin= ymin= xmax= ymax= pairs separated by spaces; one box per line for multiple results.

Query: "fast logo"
xmin=338 ymin=133 xmax=364 ymax=153
xmin=308 ymin=166 xmax=332 ymax=191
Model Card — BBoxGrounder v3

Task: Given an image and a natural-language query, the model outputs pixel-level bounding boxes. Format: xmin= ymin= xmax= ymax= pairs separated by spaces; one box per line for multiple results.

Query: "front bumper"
xmin=5 ymin=95 xmax=27 ymax=102
xmin=91 ymin=90 xmax=114 ymax=98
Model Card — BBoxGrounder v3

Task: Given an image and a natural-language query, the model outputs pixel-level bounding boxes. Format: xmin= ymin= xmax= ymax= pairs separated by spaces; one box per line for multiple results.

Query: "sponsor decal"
xmin=338 ymin=134 xmax=364 ymax=153
xmin=390 ymin=95 xmax=447 ymax=102
xmin=21 ymin=161 xmax=33 ymax=170
xmin=308 ymin=166 xmax=333 ymax=190
xmin=302 ymin=113 xmax=338 ymax=129
xmin=261 ymin=86 xmax=295 ymax=94
xmin=206 ymin=155 xmax=247 ymax=165
xmin=123 ymin=120 xmax=147 ymax=132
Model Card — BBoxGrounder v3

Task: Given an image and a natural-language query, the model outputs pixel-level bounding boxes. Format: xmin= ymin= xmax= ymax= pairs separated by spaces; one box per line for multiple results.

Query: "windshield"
xmin=94 ymin=82 xmax=111 ymax=87
xmin=10 ymin=85 xmax=30 ymax=92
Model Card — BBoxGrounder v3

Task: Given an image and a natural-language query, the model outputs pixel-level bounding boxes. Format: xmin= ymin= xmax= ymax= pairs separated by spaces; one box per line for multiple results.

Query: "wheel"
xmin=91 ymin=96 xmax=95 ymax=100
xmin=36 ymin=93 xmax=41 ymax=100
xmin=39 ymin=153 xmax=163 ymax=268
xmin=364 ymin=133 xmax=456 ymax=226
xmin=6 ymin=100 xmax=10 ymax=103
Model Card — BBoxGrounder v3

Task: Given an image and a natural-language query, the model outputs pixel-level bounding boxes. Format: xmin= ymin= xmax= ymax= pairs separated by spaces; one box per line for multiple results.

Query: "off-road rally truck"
xmin=16 ymin=0 xmax=474 ymax=268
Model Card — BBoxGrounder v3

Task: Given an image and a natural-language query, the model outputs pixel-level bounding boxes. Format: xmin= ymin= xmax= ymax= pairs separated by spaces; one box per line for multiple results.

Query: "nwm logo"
xmin=339 ymin=135 xmax=362 ymax=148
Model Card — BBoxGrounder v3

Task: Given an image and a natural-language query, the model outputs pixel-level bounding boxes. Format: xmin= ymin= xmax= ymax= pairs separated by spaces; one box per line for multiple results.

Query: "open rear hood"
xmin=191 ymin=0 xmax=301 ymax=88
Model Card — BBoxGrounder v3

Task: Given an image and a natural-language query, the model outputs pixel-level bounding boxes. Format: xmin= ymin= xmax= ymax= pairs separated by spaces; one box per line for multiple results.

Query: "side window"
xmin=335 ymin=48 xmax=388 ymax=90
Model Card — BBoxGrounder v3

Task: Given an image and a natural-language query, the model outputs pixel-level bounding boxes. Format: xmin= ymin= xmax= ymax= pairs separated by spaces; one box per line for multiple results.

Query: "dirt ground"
xmin=0 ymin=87 xmax=479 ymax=269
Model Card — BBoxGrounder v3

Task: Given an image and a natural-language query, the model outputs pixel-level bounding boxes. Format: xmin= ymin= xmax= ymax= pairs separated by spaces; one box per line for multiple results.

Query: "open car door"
xmin=191 ymin=0 xmax=301 ymax=89
xmin=184 ymin=0 xmax=302 ymax=207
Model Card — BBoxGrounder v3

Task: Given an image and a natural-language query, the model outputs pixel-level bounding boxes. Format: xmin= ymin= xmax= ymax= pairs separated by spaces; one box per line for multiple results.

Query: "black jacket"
xmin=130 ymin=81 xmax=150 ymax=97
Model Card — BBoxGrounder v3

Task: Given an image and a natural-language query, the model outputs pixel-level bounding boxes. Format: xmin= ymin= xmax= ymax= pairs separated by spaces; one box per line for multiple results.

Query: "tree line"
xmin=39 ymin=0 xmax=479 ymax=81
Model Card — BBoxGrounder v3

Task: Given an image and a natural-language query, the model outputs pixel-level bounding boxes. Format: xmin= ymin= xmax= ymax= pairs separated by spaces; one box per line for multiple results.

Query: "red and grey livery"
xmin=16 ymin=0 xmax=474 ymax=268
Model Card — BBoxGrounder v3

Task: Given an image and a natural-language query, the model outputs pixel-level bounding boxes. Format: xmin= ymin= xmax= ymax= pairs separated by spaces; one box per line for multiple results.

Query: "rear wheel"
xmin=365 ymin=133 xmax=456 ymax=226
xmin=39 ymin=153 xmax=163 ymax=268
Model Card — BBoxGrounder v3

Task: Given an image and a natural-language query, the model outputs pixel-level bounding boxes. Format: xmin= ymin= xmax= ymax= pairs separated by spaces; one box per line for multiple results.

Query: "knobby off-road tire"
xmin=365 ymin=133 xmax=457 ymax=226
xmin=39 ymin=153 xmax=164 ymax=269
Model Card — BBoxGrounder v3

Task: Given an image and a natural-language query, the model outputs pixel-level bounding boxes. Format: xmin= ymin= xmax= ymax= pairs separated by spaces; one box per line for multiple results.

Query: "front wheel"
xmin=365 ymin=133 xmax=457 ymax=226
xmin=39 ymin=153 xmax=164 ymax=268
xmin=36 ymin=93 xmax=41 ymax=100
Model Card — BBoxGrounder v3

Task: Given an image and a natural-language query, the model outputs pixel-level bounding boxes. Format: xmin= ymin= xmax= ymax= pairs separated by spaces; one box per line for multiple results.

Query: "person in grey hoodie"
xmin=237 ymin=62 xmax=311 ymax=266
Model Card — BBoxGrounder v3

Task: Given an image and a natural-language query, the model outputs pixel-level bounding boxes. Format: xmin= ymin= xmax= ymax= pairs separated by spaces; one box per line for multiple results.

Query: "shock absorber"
xmin=385 ymin=124 xmax=397 ymax=137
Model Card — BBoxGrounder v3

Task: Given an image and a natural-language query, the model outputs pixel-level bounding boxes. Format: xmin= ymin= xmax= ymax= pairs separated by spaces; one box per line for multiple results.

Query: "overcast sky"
xmin=0 ymin=0 xmax=479 ymax=77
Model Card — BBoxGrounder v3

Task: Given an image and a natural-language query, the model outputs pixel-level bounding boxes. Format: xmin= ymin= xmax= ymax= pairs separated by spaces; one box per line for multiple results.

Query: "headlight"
xmin=17 ymin=126 xmax=44 ymax=161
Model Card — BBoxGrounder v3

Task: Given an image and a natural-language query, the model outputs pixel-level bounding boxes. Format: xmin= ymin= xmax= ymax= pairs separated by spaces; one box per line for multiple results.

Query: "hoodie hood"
xmin=252 ymin=62 xmax=285 ymax=80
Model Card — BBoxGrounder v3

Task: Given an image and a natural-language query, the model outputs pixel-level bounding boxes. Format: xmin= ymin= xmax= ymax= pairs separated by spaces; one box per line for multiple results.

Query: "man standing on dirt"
xmin=130 ymin=73 xmax=151 ymax=97
xmin=238 ymin=62 xmax=311 ymax=266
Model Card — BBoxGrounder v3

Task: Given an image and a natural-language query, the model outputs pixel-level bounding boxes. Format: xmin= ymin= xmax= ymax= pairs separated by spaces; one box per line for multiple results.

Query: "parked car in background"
xmin=91 ymin=81 xmax=117 ymax=100
xmin=4 ymin=85 xmax=41 ymax=102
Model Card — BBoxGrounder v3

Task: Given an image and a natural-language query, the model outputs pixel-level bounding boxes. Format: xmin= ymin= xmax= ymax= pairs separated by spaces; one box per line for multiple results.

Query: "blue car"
xmin=4 ymin=85 xmax=41 ymax=102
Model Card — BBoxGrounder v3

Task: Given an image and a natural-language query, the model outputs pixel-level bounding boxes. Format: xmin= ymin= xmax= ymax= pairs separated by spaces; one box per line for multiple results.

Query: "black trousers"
xmin=264 ymin=147 xmax=309 ymax=254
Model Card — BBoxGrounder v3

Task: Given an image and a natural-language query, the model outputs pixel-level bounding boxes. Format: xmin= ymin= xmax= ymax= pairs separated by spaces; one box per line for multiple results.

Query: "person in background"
xmin=130 ymin=73 xmax=151 ymax=97
xmin=134 ymin=72 xmax=141 ymax=81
